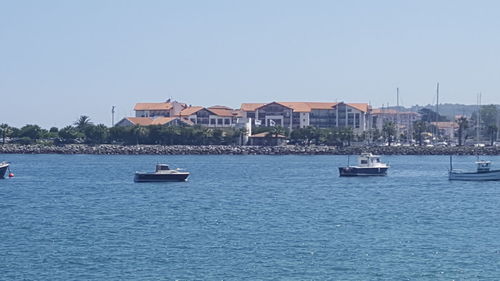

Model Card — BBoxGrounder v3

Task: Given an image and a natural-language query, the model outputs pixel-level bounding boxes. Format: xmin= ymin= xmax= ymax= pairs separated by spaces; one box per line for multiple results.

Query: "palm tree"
xmin=413 ymin=120 xmax=427 ymax=146
xmin=456 ymin=116 xmax=468 ymax=146
xmin=201 ymin=127 xmax=214 ymax=145
xmin=74 ymin=115 xmax=93 ymax=131
xmin=382 ymin=121 xmax=396 ymax=146
xmin=132 ymin=125 xmax=149 ymax=145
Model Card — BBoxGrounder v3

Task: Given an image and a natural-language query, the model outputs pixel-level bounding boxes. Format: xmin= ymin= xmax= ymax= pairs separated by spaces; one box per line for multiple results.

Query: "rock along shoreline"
xmin=0 ymin=144 xmax=499 ymax=155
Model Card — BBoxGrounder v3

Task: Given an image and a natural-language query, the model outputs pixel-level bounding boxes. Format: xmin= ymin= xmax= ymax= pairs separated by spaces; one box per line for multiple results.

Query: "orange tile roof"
xmin=125 ymin=117 xmax=153 ymax=126
xmin=151 ymin=117 xmax=194 ymax=126
xmin=134 ymin=102 xmax=174 ymax=111
xmin=151 ymin=117 xmax=177 ymax=125
xmin=241 ymin=103 xmax=266 ymax=111
xmin=282 ymin=102 xmax=339 ymax=112
xmin=305 ymin=102 xmax=339 ymax=110
xmin=179 ymin=106 xmax=204 ymax=116
xmin=207 ymin=108 xmax=235 ymax=117
xmin=347 ymin=103 xmax=370 ymax=113
xmin=276 ymin=102 xmax=307 ymax=112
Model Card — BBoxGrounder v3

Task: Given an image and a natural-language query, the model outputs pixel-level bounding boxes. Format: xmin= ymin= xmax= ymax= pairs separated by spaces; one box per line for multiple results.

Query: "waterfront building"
xmin=431 ymin=121 xmax=458 ymax=140
xmin=134 ymin=100 xmax=187 ymax=118
xmin=239 ymin=101 xmax=371 ymax=134
xmin=371 ymin=109 xmax=421 ymax=140
xmin=115 ymin=117 xmax=193 ymax=127
xmin=179 ymin=105 xmax=237 ymax=127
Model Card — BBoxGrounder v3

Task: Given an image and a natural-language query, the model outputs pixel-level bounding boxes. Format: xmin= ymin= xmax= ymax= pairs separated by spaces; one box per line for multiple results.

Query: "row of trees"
xmin=1 ymin=106 xmax=498 ymax=146
xmin=0 ymin=116 xmax=246 ymax=146
xmin=0 ymin=115 xmax=393 ymax=147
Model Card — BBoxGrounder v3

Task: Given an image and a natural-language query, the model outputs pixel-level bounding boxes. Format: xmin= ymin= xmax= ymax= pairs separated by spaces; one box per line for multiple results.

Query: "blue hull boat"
xmin=339 ymin=153 xmax=389 ymax=177
xmin=134 ymin=164 xmax=189 ymax=182
xmin=449 ymin=157 xmax=500 ymax=181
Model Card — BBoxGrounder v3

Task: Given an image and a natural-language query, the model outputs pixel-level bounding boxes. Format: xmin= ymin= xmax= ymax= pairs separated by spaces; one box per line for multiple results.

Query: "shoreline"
xmin=0 ymin=144 xmax=499 ymax=155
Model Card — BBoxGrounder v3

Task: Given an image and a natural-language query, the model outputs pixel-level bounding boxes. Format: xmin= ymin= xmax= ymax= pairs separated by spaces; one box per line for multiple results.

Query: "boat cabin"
xmin=476 ymin=161 xmax=491 ymax=173
xmin=156 ymin=164 xmax=171 ymax=172
xmin=358 ymin=153 xmax=384 ymax=167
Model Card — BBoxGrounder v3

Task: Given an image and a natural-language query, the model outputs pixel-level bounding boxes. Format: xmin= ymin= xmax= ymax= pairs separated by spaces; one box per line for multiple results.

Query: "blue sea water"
xmin=1 ymin=154 xmax=500 ymax=280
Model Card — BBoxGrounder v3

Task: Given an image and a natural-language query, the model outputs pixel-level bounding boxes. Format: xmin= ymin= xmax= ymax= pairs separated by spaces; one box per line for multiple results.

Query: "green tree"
xmin=486 ymin=125 xmax=498 ymax=146
xmin=84 ymin=124 xmax=109 ymax=144
xmin=413 ymin=120 xmax=427 ymax=146
xmin=418 ymin=108 xmax=448 ymax=122
xmin=58 ymin=126 xmax=83 ymax=143
xmin=0 ymin=123 xmax=12 ymax=145
xmin=74 ymin=115 xmax=93 ymax=131
xmin=132 ymin=125 xmax=150 ymax=145
xmin=480 ymin=105 xmax=498 ymax=144
xmin=382 ymin=121 xmax=396 ymax=146
xmin=18 ymin=124 xmax=43 ymax=141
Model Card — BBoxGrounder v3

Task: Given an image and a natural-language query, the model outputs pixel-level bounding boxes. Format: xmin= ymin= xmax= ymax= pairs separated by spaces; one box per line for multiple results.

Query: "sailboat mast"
xmin=396 ymin=88 xmax=399 ymax=143
xmin=477 ymin=93 xmax=481 ymax=143
xmin=435 ymin=82 xmax=439 ymax=139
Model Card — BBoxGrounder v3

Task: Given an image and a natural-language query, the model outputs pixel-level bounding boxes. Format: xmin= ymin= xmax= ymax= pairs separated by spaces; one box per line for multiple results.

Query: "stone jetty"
xmin=0 ymin=144 xmax=499 ymax=155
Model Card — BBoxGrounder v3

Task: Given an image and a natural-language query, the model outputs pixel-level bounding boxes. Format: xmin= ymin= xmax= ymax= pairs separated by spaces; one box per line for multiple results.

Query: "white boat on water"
xmin=0 ymin=161 xmax=10 ymax=179
xmin=339 ymin=153 xmax=389 ymax=177
xmin=449 ymin=156 xmax=500 ymax=181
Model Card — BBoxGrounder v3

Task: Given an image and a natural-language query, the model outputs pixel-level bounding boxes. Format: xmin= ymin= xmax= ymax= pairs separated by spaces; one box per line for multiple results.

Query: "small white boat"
xmin=449 ymin=156 xmax=500 ymax=181
xmin=339 ymin=153 xmax=389 ymax=177
xmin=0 ymin=161 xmax=10 ymax=179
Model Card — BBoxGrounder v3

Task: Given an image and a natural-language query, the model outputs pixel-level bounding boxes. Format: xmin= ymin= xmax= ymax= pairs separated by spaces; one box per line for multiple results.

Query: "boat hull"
xmin=134 ymin=172 xmax=189 ymax=182
xmin=339 ymin=167 xmax=388 ymax=177
xmin=449 ymin=169 xmax=500 ymax=181
xmin=0 ymin=163 xmax=8 ymax=179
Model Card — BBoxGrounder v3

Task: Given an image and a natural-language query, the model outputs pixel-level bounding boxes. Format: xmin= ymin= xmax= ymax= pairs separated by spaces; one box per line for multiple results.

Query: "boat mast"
xmin=435 ymin=82 xmax=439 ymax=140
xmin=476 ymin=93 xmax=481 ymax=143
xmin=396 ymin=87 xmax=400 ymax=143
xmin=111 ymin=105 xmax=116 ymax=127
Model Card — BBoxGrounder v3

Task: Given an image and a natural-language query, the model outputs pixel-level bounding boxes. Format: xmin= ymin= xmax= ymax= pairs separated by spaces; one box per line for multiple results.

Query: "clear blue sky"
xmin=1 ymin=0 xmax=499 ymax=128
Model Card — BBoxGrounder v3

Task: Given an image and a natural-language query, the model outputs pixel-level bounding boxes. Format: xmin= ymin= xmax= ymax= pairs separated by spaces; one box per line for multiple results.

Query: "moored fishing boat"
xmin=134 ymin=164 xmax=190 ymax=182
xmin=338 ymin=153 xmax=389 ymax=177
xmin=449 ymin=156 xmax=500 ymax=181
xmin=0 ymin=162 xmax=10 ymax=179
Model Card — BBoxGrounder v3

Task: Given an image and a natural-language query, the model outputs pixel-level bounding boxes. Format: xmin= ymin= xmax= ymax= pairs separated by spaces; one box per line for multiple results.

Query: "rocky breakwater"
xmin=0 ymin=144 xmax=499 ymax=155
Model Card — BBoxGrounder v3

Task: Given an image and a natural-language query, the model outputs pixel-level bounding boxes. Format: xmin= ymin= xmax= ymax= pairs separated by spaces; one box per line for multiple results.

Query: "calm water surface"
xmin=1 ymin=154 xmax=500 ymax=280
